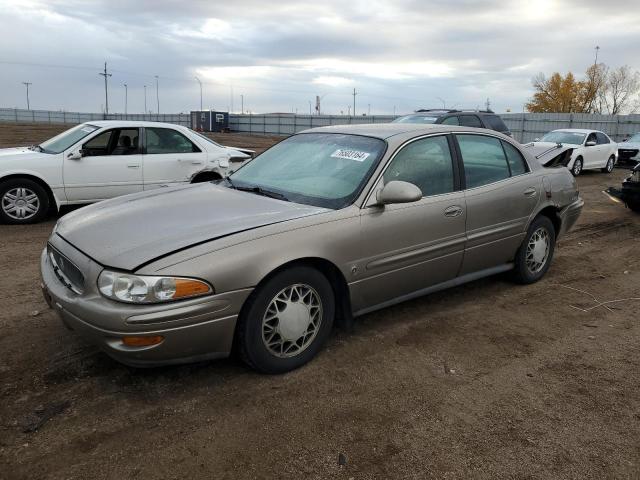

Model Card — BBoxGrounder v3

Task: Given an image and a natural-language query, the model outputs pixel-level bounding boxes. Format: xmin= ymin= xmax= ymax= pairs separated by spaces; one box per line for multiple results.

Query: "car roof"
xmin=85 ymin=120 xmax=188 ymax=129
xmin=298 ymin=123 xmax=458 ymax=139
xmin=551 ymin=128 xmax=600 ymax=134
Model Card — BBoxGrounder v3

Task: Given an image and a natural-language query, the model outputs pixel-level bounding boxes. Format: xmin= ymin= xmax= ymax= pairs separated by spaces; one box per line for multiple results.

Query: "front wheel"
xmin=512 ymin=215 xmax=556 ymax=284
xmin=0 ymin=178 xmax=50 ymax=224
xmin=571 ymin=157 xmax=583 ymax=176
xmin=236 ymin=266 xmax=335 ymax=374
xmin=601 ymin=155 xmax=615 ymax=173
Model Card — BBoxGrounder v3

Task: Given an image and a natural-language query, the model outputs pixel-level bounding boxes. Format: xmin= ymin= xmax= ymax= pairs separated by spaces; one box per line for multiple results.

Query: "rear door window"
xmin=596 ymin=132 xmax=610 ymax=144
xmin=456 ymin=134 xmax=511 ymax=188
xmin=145 ymin=128 xmax=201 ymax=154
xmin=458 ymin=115 xmax=482 ymax=128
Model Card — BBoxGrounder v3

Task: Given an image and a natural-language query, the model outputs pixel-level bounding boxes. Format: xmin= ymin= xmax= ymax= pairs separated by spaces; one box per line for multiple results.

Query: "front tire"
xmin=0 ymin=178 xmax=50 ymax=224
xmin=601 ymin=155 xmax=615 ymax=173
xmin=236 ymin=266 xmax=335 ymax=374
xmin=571 ymin=157 xmax=583 ymax=176
xmin=512 ymin=215 xmax=556 ymax=284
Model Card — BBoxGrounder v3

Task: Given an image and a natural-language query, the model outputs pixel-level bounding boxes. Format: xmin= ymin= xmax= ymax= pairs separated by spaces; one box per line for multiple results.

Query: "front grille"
xmin=48 ymin=245 xmax=85 ymax=294
xmin=618 ymin=149 xmax=639 ymax=159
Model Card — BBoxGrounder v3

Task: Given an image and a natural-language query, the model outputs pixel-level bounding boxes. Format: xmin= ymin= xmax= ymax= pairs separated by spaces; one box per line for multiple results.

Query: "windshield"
xmin=627 ymin=133 xmax=640 ymax=143
xmin=229 ymin=133 xmax=386 ymax=209
xmin=39 ymin=124 xmax=100 ymax=154
xmin=190 ymin=129 xmax=223 ymax=147
xmin=540 ymin=131 xmax=586 ymax=145
xmin=393 ymin=114 xmax=438 ymax=124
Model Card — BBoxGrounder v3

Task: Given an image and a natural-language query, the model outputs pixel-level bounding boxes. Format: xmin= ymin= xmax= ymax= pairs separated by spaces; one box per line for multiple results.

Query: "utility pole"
xmin=98 ymin=62 xmax=112 ymax=115
xmin=594 ymin=45 xmax=600 ymax=66
xmin=485 ymin=97 xmax=491 ymax=111
xmin=22 ymin=82 xmax=32 ymax=110
xmin=144 ymin=85 xmax=147 ymax=113
xmin=309 ymin=100 xmax=312 ymax=115
xmin=393 ymin=105 xmax=396 ymax=116
xmin=123 ymin=83 xmax=128 ymax=115
xmin=368 ymin=103 xmax=371 ymax=116
xmin=347 ymin=105 xmax=351 ymax=116
xmin=241 ymin=94 xmax=244 ymax=114
xmin=195 ymin=77 xmax=202 ymax=110
xmin=352 ymin=88 xmax=357 ymax=116
xmin=436 ymin=96 xmax=446 ymax=109
xmin=154 ymin=75 xmax=160 ymax=114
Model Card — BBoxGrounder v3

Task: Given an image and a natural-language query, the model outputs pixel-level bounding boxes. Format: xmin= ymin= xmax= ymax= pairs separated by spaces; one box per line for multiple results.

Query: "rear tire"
xmin=601 ymin=155 xmax=615 ymax=173
xmin=571 ymin=157 xmax=583 ymax=176
xmin=512 ymin=215 xmax=556 ymax=284
xmin=236 ymin=266 xmax=335 ymax=374
xmin=0 ymin=178 xmax=50 ymax=225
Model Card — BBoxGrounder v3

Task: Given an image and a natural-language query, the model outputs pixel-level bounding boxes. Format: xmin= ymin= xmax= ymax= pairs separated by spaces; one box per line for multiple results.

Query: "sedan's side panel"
xmin=460 ymin=173 xmax=540 ymax=274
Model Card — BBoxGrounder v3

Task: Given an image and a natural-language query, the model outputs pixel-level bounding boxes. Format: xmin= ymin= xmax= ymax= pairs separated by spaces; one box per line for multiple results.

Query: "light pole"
xmin=98 ymin=62 xmax=112 ymax=115
xmin=240 ymin=94 xmax=244 ymax=114
xmin=123 ymin=83 xmax=128 ymax=115
xmin=143 ymin=85 xmax=147 ymax=114
xmin=436 ymin=96 xmax=446 ymax=109
xmin=308 ymin=100 xmax=312 ymax=115
xmin=154 ymin=75 xmax=159 ymax=114
xmin=22 ymin=82 xmax=32 ymax=110
xmin=195 ymin=77 xmax=202 ymax=110
xmin=368 ymin=103 xmax=371 ymax=116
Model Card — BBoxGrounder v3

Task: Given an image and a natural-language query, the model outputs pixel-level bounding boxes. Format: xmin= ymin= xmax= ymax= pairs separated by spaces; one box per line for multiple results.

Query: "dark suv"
xmin=393 ymin=109 xmax=512 ymax=137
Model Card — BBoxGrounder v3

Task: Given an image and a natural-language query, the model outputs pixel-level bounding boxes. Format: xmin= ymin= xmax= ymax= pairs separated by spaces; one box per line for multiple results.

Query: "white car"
xmin=618 ymin=132 xmax=640 ymax=166
xmin=529 ymin=129 xmax=617 ymax=176
xmin=0 ymin=121 xmax=253 ymax=224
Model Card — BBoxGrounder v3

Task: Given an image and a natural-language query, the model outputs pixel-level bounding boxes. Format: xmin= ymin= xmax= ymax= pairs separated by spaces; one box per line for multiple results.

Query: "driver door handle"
xmin=523 ymin=187 xmax=537 ymax=197
xmin=444 ymin=205 xmax=464 ymax=217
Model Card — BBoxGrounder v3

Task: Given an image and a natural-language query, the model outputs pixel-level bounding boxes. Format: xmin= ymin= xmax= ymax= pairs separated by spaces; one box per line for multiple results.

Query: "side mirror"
xmin=585 ymin=140 xmax=596 ymax=147
xmin=376 ymin=180 xmax=422 ymax=205
xmin=67 ymin=149 xmax=82 ymax=160
xmin=623 ymin=138 xmax=628 ymax=142
xmin=534 ymin=137 xmax=540 ymax=142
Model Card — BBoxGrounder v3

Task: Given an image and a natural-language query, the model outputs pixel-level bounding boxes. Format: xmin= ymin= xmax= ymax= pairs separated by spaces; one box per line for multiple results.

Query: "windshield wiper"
xmin=226 ymin=179 xmax=289 ymax=201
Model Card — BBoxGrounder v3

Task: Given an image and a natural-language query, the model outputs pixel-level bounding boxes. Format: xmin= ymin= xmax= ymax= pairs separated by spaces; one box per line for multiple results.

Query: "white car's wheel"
xmin=0 ymin=178 xmax=50 ymax=224
xmin=601 ymin=155 xmax=615 ymax=173
xmin=571 ymin=157 xmax=583 ymax=176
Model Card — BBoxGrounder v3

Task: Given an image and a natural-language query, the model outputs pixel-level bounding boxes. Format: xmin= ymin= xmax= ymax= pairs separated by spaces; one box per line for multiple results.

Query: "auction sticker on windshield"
xmin=331 ymin=149 xmax=371 ymax=162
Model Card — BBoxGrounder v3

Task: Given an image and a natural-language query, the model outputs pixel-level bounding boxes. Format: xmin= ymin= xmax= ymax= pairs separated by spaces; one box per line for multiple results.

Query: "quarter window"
xmin=384 ymin=135 xmax=455 ymax=197
xmin=457 ymin=134 xmax=510 ymax=188
xmin=145 ymin=128 xmax=201 ymax=154
xmin=458 ymin=115 xmax=482 ymax=128
xmin=502 ymin=141 xmax=528 ymax=176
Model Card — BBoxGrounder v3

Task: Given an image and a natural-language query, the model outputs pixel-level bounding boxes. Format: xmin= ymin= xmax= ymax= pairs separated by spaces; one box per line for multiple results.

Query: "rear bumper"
xmin=558 ymin=197 xmax=584 ymax=238
xmin=41 ymin=248 xmax=252 ymax=367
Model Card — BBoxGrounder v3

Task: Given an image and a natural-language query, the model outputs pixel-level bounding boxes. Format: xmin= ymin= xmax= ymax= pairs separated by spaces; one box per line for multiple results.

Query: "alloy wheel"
xmin=261 ymin=283 xmax=322 ymax=358
xmin=525 ymin=227 xmax=550 ymax=274
xmin=1 ymin=187 xmax=40 ymax=220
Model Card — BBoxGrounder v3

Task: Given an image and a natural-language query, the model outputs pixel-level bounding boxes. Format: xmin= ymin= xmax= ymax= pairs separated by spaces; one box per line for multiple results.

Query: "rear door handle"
xmin=523 ymin=187 xmax=537 ymax=197
xmin=444 ymin=205 xmax=464 ymax=217
xmin=127 ymin=164 xmax=140 ymax=169
xmin=177 ymin=159 xmax=203 ymax=165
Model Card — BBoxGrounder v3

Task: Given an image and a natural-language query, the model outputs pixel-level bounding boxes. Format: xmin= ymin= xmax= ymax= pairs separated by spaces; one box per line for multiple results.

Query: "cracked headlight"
xmin=98 ymin=270 xmax=212 ymax=304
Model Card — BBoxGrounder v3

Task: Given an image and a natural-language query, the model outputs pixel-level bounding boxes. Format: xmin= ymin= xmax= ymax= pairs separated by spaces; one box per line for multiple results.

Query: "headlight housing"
xmin=98 ymin=270 xmax=212 ymax=304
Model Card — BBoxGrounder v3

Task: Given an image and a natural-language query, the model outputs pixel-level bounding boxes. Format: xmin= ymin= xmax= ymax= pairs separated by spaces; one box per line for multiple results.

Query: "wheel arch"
xmin=237 ymin=256 xmax=353 ymax=332
xmin=531 ymin=205 xmax=561 ymax=237
xmin=0 ymin=172 xmax=59 ymax=212
xmin=190 ymin=169 xmax=223 ymax=183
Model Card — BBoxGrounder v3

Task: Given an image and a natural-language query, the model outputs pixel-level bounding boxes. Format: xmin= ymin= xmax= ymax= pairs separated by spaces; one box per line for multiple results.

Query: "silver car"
xmin=41 ymin=124 xmax=583 ymax=373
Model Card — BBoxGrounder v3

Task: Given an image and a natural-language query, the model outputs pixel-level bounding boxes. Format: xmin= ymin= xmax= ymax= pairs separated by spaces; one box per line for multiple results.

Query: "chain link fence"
xmin=3 ymin=108 xmax=640 ymax=144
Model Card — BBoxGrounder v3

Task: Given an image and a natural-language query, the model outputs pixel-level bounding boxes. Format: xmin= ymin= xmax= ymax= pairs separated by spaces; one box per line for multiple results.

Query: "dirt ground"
xmin=0 ymin=123 xmax=639 ymax=480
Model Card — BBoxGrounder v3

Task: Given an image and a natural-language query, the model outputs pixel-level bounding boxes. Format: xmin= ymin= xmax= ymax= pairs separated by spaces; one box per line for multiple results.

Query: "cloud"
xmin=0 ymin=0 xmax=639 ymax=114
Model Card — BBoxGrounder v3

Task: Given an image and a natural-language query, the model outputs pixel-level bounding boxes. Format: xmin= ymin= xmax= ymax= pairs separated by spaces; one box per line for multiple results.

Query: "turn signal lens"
xmin=174 ymin=279 xmax=212 ymax=298
xmin=121 ymin=335 xmax=164 ymax=347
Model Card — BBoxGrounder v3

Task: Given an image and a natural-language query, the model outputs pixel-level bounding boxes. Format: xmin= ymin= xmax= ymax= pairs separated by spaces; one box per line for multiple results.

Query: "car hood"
xmin=0 ymin=146 xmax=51 ymax=162
xmin=619 ymin=142 xmax=640 ymax=150
xmin=522 ymin=142 xmax=577 ymax=167
xmin=55 ymin=183 xmax=330 ymax=270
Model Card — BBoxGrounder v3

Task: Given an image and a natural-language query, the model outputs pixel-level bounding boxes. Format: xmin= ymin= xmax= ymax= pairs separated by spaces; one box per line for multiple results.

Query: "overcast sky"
xmin=0 ymin=0 xmax=638 ymax=115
